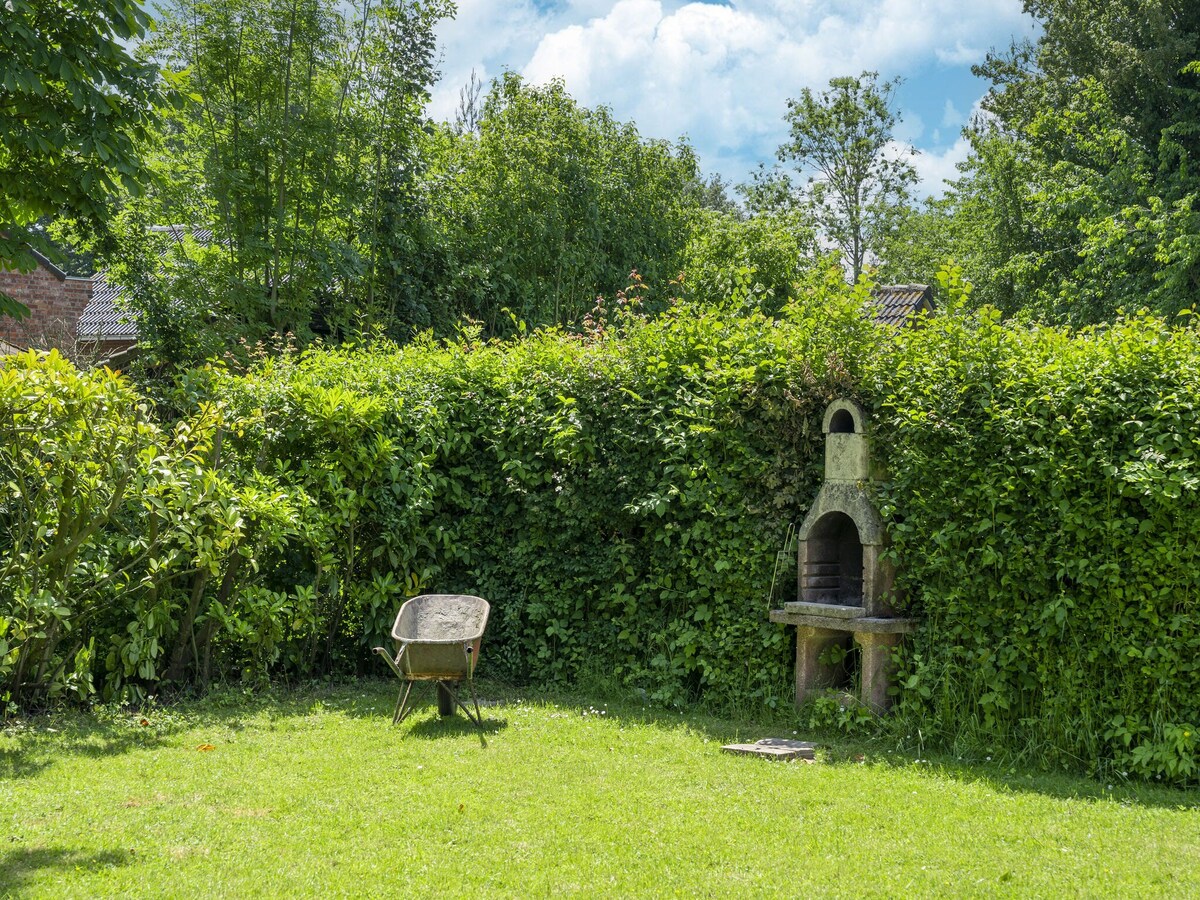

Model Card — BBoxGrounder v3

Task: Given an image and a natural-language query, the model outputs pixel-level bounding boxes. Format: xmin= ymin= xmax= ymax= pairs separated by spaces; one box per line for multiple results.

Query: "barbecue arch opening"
xmin=801 ymin=511 xmax=864 ymax=605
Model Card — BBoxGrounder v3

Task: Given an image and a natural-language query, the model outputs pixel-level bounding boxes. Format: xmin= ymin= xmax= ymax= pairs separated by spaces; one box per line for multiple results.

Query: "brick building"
xmin=0 ymin=251 xmax=138 ymax=365
xmin=0 ymin=250 xmax=95 ymax=353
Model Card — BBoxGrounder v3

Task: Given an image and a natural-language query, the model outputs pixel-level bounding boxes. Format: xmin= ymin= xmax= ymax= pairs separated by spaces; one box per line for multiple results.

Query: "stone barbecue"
xmin=769 ymin=398 xmax=914 ymax=712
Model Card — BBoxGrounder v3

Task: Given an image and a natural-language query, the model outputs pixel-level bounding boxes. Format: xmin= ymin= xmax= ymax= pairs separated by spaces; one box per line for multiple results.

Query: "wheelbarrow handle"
xmin=373 ymin=644 xmax=407 ymax=680
xmin=463 ymin=642 xmax=476 ymax=676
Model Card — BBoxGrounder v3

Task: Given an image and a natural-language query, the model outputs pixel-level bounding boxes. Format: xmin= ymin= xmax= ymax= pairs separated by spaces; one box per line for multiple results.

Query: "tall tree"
xmin=681 ymin=207 xmax=819 ymax=315
xmin=453 ymin=68 xmax=484 ymax=135
xmin=0 ymin=0 xmax=165 ymax=318
xmin=936 ymin=1 xmax=1200 ymax=324
xmin=134 ymin=0 xmax=451 ymax=359
xmin=777 ymin=71 xmax=917 ymax=282
xmin=420 ymin=74 xmax=701 ymax=333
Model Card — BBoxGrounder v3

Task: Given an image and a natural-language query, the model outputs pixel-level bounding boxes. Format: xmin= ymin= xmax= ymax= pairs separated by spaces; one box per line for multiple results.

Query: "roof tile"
xmin=869 ymin=284 xmax=935 ymax=326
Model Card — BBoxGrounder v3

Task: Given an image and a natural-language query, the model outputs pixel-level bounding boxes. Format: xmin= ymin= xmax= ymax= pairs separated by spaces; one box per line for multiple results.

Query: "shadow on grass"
xmin=515 ymin=687 xmax=782 ymax=746
xmin=813 ymin=739 xmax=1200 ymax=811
xmin=0 ymin=847 xmax=132 ymax=896
xmin=404 ymin=712 xmax=509 ymax=748
xmin=0 ymin=718 xmax=185 ymax=781
xmin=6 ymin=679 xmax=1197 ymax=810
xmin=0 ymin=747 xmax=50 ymax=780
xmin=0 ymin=678 xmax=503 ymax=774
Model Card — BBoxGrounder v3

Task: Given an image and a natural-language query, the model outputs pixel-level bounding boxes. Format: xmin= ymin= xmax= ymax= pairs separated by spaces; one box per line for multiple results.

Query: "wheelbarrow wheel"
xmin=437 ymin=681 xmax=455 ymax=717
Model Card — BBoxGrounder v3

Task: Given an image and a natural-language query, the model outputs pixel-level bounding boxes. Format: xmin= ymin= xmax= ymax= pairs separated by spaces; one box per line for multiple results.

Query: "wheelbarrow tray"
xmin=375 ymin=594 xmax=490 ymax=727
xmin=393 ymin=638 xmax=484 ymax=680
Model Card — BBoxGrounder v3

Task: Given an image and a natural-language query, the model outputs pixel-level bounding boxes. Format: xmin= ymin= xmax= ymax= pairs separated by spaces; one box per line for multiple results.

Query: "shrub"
xmin=876 ymin=305 xmax=1200 ymax=782
xmin=5 ymin=281 xmax=1200 ymax=783
xmin=207 ymin=293 xmax=879 ymax=707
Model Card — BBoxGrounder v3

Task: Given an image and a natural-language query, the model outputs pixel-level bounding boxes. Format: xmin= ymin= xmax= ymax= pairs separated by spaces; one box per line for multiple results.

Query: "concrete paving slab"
xmin=721 ymin=738 xmax=816 ymax=761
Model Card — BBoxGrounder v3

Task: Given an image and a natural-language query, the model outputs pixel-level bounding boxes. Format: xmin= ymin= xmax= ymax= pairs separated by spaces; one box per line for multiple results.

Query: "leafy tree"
xmin=684 ymin=174 xmax=742 ymax=218
xmin=419 ymin=74 xmax=701 ymax=333
xmin=453 ymin=68 xmax=484 ymax=135
xmin=130 ymin=0 xmax=451 ymax=362
xmin=777 ymin=71 xmax=918 ymax=282
xmin=931 ymin=1 xmax=1200 ymax=324
xmin=681 ymin=209 xmax=819 ymax=315
xmin=0 ymin=0 xmax=165 ymax=318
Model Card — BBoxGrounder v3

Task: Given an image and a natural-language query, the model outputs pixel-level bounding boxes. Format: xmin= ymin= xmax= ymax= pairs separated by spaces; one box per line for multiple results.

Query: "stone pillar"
xmin=793 ymin=626 xmax=849 ymax=707
xmin=854 ymin=631 xmax=903 ymax=713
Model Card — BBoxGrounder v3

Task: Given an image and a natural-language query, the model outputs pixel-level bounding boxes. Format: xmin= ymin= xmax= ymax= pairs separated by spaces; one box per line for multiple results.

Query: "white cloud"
xmin=430 ymin=0 xmax=1029 ymax=188
xmin=910 ymin=136 xmax=971 ymax=197
xmin=936 ymin=41 xmax=987 ymax=65
xmin=941 ymin=98 xmax=964 ymax=129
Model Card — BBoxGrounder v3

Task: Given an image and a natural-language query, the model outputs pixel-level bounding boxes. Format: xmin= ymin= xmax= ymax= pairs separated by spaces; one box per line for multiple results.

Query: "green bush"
xmin=876 ymin=303 xmax=1200 ymax=782
xmin=0 ymin=351 xmax=234 ymax=706
xmin=5 ymin=282 xmax=1200 ymax=783
xmin=208 ymin=293 xmax=878 ymax=707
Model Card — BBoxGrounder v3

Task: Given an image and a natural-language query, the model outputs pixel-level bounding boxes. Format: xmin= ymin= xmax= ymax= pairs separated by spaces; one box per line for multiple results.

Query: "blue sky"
xmin=427 ymin=0 xmax=1039 ymax=197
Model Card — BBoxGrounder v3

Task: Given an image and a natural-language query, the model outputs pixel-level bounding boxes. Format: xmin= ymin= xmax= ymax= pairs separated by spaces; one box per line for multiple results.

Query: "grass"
xmin=2 ymin=680 xmax=1198 ymax=898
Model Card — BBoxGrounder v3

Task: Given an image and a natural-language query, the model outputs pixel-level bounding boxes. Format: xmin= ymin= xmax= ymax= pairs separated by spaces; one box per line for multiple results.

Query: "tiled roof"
xmin=78 ymin=271 xmax=136 ymax=339
xmin=28 ymin=249 xmax=67 ymax=279
xmin=869 ymin=284 xmax=934 ymax=327
xmin=76 ymin=227 xmax=214 ymax=342
xmin=150 ymin=225 xmax=214 ymax=243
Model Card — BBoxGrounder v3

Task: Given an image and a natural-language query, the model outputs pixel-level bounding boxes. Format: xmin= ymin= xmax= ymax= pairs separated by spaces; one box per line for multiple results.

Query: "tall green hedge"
xmin=207 ymin=294 xmax=878 ymax=707
xmin=3 ymin=289 xmax=1199 ymax=782
xmin=876 ymin=307 xmax=1200 ymax=781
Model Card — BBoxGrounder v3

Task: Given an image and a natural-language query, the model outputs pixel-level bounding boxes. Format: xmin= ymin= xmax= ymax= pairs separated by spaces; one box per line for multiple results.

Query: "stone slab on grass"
xmin=721 ymin=738 xmax=816 ymax=761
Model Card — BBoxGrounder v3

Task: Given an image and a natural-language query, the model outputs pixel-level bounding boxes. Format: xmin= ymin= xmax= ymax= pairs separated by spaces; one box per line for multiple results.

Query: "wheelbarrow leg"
xmin=374 ymin=645 xmax=416 ymax=727
xmin=455 ymin=643 xmax=485 ymax=729
xmin=393 ymin=681 xmax=415 ymax=725
xmin=436 ymin=681 xmax=455 ymax=717
xmin=433 ymin=678 xmax=483 ymax=729
xmin=465 ymin=675 xmax=483 ymax=728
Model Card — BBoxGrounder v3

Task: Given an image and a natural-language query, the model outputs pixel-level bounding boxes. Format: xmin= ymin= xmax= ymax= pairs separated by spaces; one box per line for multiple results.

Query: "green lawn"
xmin=2 ymin=681 xmax=1197 ymax=898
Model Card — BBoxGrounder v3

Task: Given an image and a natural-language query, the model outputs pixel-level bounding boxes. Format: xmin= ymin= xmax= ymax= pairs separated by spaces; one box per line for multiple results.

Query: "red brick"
xmin=0 ymin=256 xmax=94 ymax=352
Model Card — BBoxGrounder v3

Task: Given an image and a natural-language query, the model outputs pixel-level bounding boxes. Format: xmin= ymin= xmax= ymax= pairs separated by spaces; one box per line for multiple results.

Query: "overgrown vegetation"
xmin=4 ymin=274 xmax=1200 ymax=782
xmin=3 ymin=0 xmax=1200 ymax=789
xmin=877 ymin=292 xmax=1200 ymax=782
xmin=886 ymin=0 xmax=1200 ymax=324
xmin=0 ymin=279 xmax=878 ymax=711
xmin=416 ymin=73 xmax=701 ymax=335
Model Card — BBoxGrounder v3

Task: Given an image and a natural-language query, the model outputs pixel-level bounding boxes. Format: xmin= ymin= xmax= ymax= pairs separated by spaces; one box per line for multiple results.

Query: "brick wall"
xmin=0 ymin=257 xmax=94 ymax=351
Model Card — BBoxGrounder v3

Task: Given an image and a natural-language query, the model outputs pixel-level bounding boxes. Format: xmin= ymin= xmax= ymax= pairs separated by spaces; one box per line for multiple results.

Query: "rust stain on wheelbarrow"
xmin=373 ymin=594 xmax=490 ymax=729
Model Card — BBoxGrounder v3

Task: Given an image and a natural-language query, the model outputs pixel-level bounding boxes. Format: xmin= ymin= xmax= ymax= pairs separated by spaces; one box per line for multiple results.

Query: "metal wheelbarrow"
xmin=372 ymin=594 xmax=490 ymax=729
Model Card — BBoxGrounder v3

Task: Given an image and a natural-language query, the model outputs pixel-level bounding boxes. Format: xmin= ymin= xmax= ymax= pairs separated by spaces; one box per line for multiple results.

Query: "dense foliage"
xmin=413 ymin=75 xmax=702 ymax=335
xmin=877 ymin=300 xmax=1200 ymax=781
xmin=126 ymin=0 xmax=451 ymax=362
xmin=0 ymin=289 xmax=875 ymax=712
xmin=5 ymin=287 xmax=1200 ymax=782
xmin=897 ymin=0 xmax=1200 ymax=324
xmin=0 ymin=351 xmax=252 ymax=706
xmin=4 ymin=0 xmax=1200 ymax=785
xmin=680 ymin=208 xmax=818 ymax=316
xmin=0 ymin=0 xmax=166 ymax=317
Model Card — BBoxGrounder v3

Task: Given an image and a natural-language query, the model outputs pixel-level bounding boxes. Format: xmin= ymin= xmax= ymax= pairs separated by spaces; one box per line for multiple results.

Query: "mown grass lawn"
xmin=2 ymin=681 xmax=1197 ymax=898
